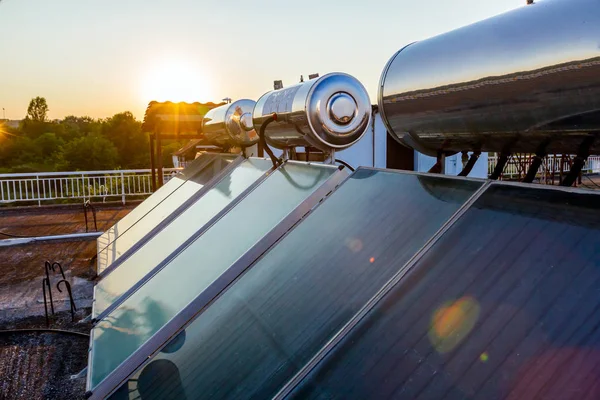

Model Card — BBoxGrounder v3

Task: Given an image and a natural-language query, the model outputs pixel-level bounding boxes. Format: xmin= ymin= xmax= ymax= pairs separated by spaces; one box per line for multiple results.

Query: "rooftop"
xmin=0 ymin=203 xmax=135 ymax=400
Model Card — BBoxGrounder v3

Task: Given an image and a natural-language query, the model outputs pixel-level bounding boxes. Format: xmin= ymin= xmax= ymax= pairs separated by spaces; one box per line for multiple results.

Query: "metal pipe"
xmin=0 ymin=232 xmax=102 ymax=247
xmin=149 ymin=134 xmax=156 ymax=192
xmin=156 ymin=133 xmax=163 ymax=188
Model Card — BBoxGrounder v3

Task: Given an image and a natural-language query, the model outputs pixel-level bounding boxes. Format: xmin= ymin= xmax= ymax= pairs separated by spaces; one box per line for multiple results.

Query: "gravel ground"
xmin=0 ymin=310 xmax=91 ymax=400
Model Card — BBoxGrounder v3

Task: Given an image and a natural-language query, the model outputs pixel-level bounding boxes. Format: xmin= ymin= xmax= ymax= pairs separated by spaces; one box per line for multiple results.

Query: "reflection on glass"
xmin=91 ymin=162 xmax=338 ymax=390
xmin=98 ymin=155 xmax=219 ymax=253
xmin=108 ymin=169 xmax=482 ymax=399
xmin=97 ymin=155 xmax=235 ymax=273
xmin=291 ymin=184 xmax=600 ymax=400
xmin=94 ymin=158 xmax=273 ymax=316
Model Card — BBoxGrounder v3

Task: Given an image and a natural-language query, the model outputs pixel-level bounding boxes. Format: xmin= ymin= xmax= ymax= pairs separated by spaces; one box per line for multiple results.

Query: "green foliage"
xmin=34 ymin=132 xmax=64 ymax=156
xmin=27 ymin=96 xmax=49 ymax=122
xmin=62 ymin=134 xmax=119 ymax=171
xmin=102 ymin=112 xmax=148 ymax=168
xmin=20 ymin=119 xmax=50 ymax=139
xmin=161 ymin=142 xmax=185 ymax=168
xmin=0 ymin=97 xmax=182 ymax=173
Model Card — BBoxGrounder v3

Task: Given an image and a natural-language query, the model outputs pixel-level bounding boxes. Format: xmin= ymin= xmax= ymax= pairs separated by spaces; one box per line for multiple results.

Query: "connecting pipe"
xmin=258 ymin=114 xmax=282 ymax=167
xmin=334 ymin=159 xmax=355 ymax=172
xmin=0 ymin=232 xmax=101 ymax=247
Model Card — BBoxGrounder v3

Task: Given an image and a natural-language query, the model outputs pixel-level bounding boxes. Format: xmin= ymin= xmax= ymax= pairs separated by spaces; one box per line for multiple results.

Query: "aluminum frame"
xmin=91 ymin=157 xmax=277 ymax=322
xmin=96 ymin=156 xmax=245 ymax=279
xmin=95 ymin=154 xmax=222 ymax=255
xmin=87 ymin=162 xmax=348 ymax=399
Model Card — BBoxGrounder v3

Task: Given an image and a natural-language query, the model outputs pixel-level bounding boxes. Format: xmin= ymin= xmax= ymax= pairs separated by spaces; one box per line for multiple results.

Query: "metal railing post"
xmin=36 ymin=175 xmax=41 ymax=206
xmin=81 ymin=174 xmax=86 ymax=203
xmin=121 ymin=172 xmax=126 ymax=205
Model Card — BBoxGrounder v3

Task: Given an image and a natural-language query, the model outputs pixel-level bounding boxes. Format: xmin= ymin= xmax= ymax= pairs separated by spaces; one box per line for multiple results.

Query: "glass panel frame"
xmin=87 ymin=161 xmax=348 ymax=399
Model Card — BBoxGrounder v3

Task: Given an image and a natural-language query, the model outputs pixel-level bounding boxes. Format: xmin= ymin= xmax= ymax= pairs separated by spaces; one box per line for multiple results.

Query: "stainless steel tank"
xmin=379 ymin=0 xmax=600 ymax=156
xmin=253 ymin=73 xmax=371 ymax=152
xmin=202 ymin=99 xmax=258 ymax=148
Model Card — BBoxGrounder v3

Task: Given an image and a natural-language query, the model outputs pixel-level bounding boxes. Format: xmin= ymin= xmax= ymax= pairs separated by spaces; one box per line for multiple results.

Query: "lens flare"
xmin=345 ymin=237 xmax=363 ymax=253
xmin=429 ymin=296 xmax=480 ymax=354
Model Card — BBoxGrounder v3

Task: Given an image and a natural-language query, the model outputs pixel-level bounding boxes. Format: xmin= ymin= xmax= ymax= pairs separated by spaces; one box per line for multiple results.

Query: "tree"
xmin=102 ymin=112 xmax=148 ymax=168
xmin=27 ymin=96 xmax=49 ymax=122
xmin=59 ymin=115 xmax=101 ymax=141
xmin=62 ymin=134 xmax=119 ymax=170
xmin=0 ymin=136 xmax=41 ymax=168
xmin=34 ymin=132 xmax=64 ymax=158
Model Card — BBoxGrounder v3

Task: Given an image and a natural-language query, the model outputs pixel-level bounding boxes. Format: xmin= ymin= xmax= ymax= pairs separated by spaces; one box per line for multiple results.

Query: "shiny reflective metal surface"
xmin=253 ymin=73 xmax=371 ymax=152
xmin=202 ymin=100 xmax=259 ymax=148
xmin=379 ymin=0 xmax=600 ymax=156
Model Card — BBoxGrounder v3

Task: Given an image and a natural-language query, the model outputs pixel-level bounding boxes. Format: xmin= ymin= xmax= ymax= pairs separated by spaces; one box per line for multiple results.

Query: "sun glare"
xmin=140 ymin=61 xmax=212 ymax=104
xmin=0 ymin=122 xmax=10 ymax=140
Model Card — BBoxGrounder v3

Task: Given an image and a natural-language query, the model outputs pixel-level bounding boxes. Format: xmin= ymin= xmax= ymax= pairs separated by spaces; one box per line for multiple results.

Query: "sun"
xmin=140 ymin=60 xmax=212 ymax=103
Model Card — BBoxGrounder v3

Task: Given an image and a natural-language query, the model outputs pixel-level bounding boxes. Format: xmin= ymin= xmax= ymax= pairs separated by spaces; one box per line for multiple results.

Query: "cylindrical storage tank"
xmin=379 ymin=0 xmax=600 ymax=156
xmin=202 ymin=99 xmax=258 ymax=148
xmin=253 ymin=72 xmax=371 ymax=152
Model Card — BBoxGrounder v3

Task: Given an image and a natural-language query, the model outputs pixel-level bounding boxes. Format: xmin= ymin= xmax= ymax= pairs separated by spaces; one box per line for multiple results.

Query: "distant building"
xmin=0 ymin=119 xmax=21 ymax=129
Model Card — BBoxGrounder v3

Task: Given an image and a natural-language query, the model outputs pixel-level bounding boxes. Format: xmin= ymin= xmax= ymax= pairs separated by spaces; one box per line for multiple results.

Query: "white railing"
xmin=488 ymin=154 xmax=600 ymax=179
xmin=0 ymin=168 xmax=181 ymax=206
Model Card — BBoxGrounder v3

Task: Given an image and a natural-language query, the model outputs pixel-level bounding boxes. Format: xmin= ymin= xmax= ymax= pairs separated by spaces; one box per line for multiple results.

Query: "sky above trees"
xmin=0 ymin=0 xmax=523 ymax=120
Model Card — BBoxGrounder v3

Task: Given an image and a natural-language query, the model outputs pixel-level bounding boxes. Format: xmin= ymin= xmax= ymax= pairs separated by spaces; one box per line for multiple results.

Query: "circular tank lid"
xmin=225 ymin=99 xmax=258 ymax=146
xmin=328 ymin=93 xmax=357 ymax=124
xmin=306 ymin=73 xmax=371 ymax=149
xmin=239 ymin=112 xmax=254 ymax=131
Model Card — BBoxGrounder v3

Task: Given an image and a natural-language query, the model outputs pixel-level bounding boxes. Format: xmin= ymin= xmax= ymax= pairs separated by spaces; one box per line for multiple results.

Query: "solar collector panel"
xmin=102 ymin=169 xmax=483 ymax=400
xmin=88 ymin=161 xmax=343 ymax=396
xmin=289 ymin=184 xmax=600 ymax=400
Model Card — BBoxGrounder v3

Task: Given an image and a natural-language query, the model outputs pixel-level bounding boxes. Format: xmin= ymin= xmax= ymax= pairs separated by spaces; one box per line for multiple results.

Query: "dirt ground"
xmin=0 ymin=203 xmax=134 ymax=400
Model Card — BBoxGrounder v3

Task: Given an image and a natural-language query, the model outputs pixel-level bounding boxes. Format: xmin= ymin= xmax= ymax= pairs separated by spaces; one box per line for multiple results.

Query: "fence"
xmin=488 ymin=154 xmax=600 ymax=180
xmin=0 ymin=168 xmax=181 ymax=206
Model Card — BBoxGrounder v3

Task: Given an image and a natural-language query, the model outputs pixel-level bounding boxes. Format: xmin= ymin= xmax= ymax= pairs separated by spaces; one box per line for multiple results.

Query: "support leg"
xmin=523 ymin=140 xmax=550 ymax=183
xmin=458 ymin=152 xmax=481 ymax=177
xmin=561 ymin=135 xmax=596 ymax=187
xmin=489 ymin=151 xmax=511 ymax=180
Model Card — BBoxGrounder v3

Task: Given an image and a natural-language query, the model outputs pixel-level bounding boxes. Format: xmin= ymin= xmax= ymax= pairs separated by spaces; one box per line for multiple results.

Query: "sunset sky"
xmin=0 ymin=0 xmax=523 ymax=120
